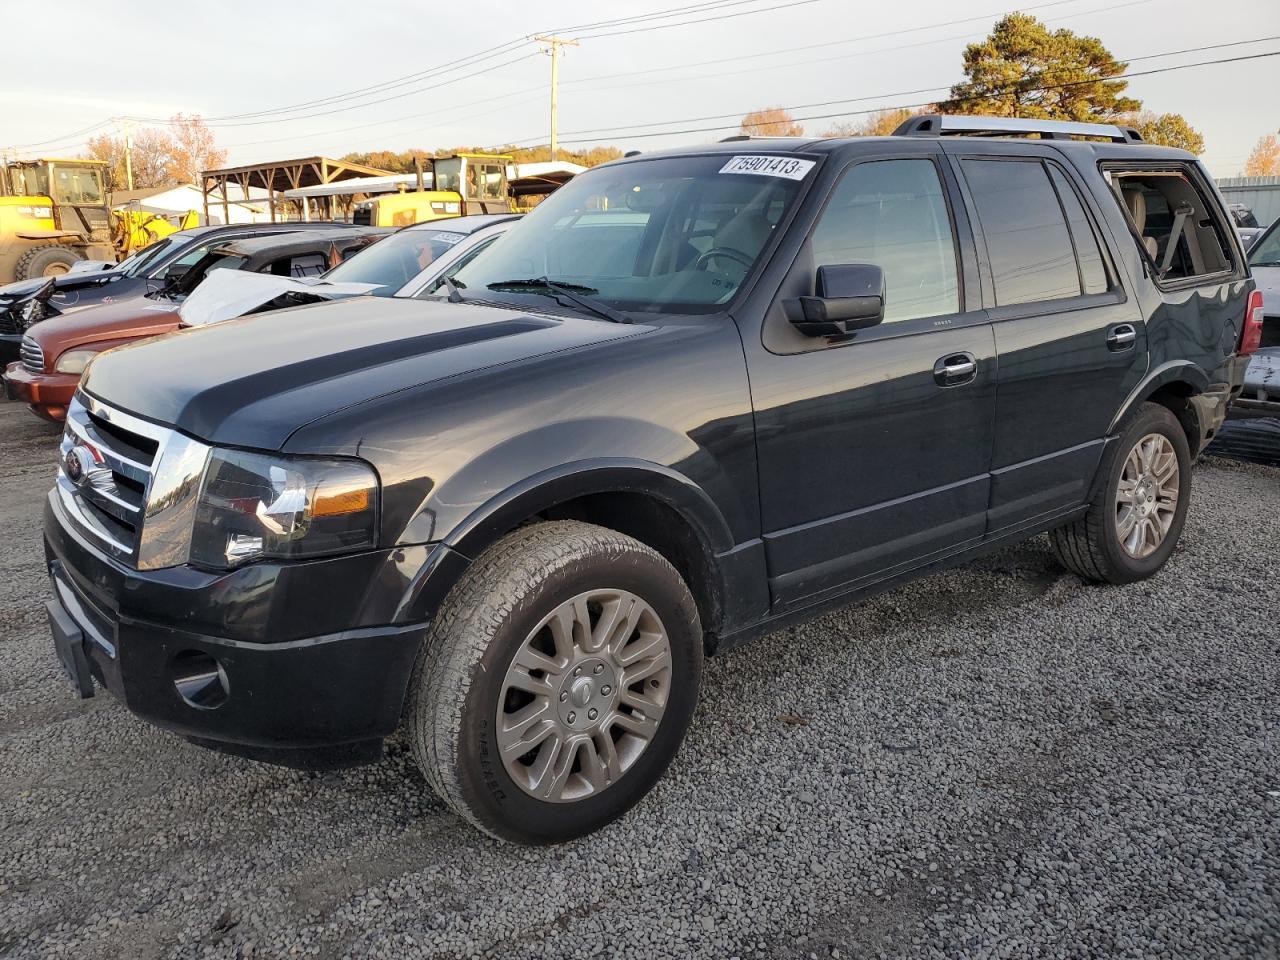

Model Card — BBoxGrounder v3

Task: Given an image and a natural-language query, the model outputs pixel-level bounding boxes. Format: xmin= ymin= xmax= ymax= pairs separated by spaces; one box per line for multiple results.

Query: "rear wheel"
xmin=16 ymin=244 xmax=82 ymax=280
xmin=407 ymin=520 xmax=702 ymax=843
xmin=1049 ymin=402 xmax=1191 ymax=584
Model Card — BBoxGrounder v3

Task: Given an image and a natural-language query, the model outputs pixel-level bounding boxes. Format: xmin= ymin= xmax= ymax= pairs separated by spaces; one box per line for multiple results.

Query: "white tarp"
xmin=178 ymin=269 xmax=382 ymax=327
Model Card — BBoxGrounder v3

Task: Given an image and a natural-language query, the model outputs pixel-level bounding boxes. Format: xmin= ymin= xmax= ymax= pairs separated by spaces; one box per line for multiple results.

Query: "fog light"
xmin=172 ymin=650 xmax=229 ymax=709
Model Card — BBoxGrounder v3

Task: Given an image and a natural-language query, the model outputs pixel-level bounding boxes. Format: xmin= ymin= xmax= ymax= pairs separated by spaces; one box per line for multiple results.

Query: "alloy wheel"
xmin=1115 ymin=432 xmax=1180 ymax=559
xmin=496 ymin=589 xmax=672 ymax=803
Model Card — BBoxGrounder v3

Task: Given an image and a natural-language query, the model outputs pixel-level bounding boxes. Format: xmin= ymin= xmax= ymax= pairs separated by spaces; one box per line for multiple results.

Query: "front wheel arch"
xmin=397 ymin=462 xmax=734 ymax=638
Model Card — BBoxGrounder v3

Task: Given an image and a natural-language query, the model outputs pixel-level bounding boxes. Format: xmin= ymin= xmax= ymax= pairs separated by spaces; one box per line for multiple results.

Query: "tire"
xmin=1049 ymin=402 xmax=1192 ymax=584
xmin=16 ymin=245 xmax=83 ymax=280
xmin=407 ymin=520 xmax=703 ymax=844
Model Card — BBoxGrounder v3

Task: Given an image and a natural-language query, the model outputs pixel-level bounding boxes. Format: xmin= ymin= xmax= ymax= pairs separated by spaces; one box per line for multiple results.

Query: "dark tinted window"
xmin=963 ymin=159 xmax=1079 ymax=306
xmin=811 ymin=159 xmax=959 ymax=323
xmin=1048 ymin=166 xmax=1109 ymax=295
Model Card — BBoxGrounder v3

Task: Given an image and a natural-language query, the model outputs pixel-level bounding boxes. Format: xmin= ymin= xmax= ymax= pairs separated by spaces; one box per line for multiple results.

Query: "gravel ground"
xmin=1 ymin=398 xmax=1277 ymax=960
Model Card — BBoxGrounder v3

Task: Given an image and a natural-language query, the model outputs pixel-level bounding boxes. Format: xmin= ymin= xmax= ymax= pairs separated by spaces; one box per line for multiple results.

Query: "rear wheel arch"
xmin=1110 ymin=361 xmax=1209 ymax=450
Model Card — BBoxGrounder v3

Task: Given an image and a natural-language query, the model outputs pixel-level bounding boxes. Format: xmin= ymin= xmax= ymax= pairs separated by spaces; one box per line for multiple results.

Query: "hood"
xmin=81 ymin=296 xmax=646 ymax=450
xmin=0 ymin=267 xmax=125 ymax=302
xmin=178 ymin=269 xmax=381 ymax=327
xmin=27 ymin=296 xmax=180 ymax=353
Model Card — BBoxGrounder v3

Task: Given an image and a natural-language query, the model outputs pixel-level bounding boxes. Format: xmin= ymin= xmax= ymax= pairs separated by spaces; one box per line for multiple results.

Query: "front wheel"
xmin=407 ymin=520 xmax=702 ymax=843
xmin=1050 ymin=402 xmax=1192 ymax=584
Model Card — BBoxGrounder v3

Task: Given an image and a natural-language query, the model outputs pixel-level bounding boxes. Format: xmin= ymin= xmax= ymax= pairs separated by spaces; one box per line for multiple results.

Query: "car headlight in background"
xmin=189 ymin=449 xmax=379 ymax=568
xmin=54 ymin=348 xmax=101 ymax=374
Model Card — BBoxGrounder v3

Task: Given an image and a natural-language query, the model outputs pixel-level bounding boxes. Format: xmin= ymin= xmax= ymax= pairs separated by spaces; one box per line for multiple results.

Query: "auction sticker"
xmin=431 ymin=232 xmax=467 ymax=245
xmin=719 ymin=155 xmax=815 ymax=180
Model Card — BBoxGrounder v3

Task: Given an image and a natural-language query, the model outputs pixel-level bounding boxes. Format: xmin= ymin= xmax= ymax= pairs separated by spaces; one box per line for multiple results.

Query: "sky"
xmin=1 ymin=0 xmax=1277 ymax=178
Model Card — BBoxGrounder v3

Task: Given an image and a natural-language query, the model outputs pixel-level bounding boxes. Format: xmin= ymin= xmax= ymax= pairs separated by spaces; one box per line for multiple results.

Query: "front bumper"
xmin=42 ymin=491 xmax=435 ymax=767
xmin=3 ymin=360 xmax=77 ymax=420
xmin=0 ymin=333 xmax=22 ymax=366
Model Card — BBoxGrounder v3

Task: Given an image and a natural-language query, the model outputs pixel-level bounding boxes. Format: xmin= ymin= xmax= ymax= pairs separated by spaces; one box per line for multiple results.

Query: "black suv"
xmin=41 ymin=115 xmax=1257 ymax=844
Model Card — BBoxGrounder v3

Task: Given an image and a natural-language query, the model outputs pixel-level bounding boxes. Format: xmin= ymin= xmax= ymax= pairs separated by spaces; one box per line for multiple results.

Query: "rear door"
xmin=947 ymin=145 xmax=1147 ymax=534
xmin=746 ymin=148 xmax=996 ymax=610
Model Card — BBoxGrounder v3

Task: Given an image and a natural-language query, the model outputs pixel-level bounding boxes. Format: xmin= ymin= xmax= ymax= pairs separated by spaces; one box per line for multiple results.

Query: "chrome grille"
xmin=20 ymin=336 xmax=45 ymax=373
xmin=56 ymin=393 xmax=209 ymax=568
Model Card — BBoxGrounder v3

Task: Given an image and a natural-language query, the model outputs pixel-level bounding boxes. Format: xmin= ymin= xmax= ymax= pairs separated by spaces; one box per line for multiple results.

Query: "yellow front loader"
xmin=112 ymin=208 xmax=200 ymax=258
xmin=352 ymin=153 xmax=516 ymax=227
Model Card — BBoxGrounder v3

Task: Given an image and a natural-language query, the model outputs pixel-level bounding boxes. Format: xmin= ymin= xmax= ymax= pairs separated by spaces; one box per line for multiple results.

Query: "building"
xmin=111 ymin=184 xmax=272 ymax=224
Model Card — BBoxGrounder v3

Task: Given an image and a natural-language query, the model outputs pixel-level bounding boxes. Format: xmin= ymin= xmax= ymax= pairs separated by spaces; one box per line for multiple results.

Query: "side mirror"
xmin=793 ymin=263 xmax=885 ymax=337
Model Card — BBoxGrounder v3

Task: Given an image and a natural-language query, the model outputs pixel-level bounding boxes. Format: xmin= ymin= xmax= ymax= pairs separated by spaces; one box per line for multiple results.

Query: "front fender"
xmin=16 ymin=230 xmax=84 ymax=242
xmin=441 ymin=458 xmax=736 ymax=560
xmin=389 ymin=458 xmax=739 ymax=629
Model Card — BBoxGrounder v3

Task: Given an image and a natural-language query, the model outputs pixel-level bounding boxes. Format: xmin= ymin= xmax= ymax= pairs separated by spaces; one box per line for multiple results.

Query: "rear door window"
xmin=960 ymin=159 xmax=1080 ymax=306
xmin=1108 ymin=168 xmax=1233 ymax=282
xmin=1047 ymin=165 xmax=1110 ymax=295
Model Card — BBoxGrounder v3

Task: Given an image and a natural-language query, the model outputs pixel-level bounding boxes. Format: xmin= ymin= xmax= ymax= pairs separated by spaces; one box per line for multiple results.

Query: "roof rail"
xmin=893 ymin=114 xmax=1143 ymax=144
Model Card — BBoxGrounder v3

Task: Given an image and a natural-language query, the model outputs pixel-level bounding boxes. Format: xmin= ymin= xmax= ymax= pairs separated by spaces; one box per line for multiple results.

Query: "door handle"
xmin=1107 ymin=324 xmax=1137 ymax=351
xmin=934 ymin=353 xmax=977 ymax=386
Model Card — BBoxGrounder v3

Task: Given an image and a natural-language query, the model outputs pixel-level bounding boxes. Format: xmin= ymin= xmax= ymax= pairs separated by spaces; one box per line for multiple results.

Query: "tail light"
xmin=1240 ymin=290 xmax=1265 ymax=357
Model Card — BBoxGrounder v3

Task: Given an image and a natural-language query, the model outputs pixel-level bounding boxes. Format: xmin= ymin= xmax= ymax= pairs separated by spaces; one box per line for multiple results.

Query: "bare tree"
xmin=165 ymin=114 xmax=228 ymax=185
xmin=820 ymin=108 xmax=915 ymax=138
xmin=84 ymin=130 xmax=174 ymax=193
xmin=739 ymin=107 xmax=804 ymax=138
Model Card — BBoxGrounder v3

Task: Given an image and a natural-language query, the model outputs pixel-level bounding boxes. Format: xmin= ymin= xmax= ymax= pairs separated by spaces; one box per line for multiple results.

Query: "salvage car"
xmin=4 ymin=228 xmax=389 ymax=420
xmin=41 ymin=115 xmax=1256 ymax=844
xmin=177 ymin=213 xmax=520 ymax=327
xmin=0 ymin=221 xmax=366 ymax=365
xmin=1230 ymin=215 xmax=1280 ymax=417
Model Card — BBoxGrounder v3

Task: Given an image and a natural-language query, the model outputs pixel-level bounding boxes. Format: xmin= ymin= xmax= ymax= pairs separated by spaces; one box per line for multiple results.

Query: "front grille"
xmin=20 ymin=336 xmax=45 ymax=373
xmin=56 ymin=393 xmax=210 ymax=569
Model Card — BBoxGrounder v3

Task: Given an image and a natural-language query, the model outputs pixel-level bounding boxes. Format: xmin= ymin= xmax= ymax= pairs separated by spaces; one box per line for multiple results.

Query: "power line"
xmin=544 ymin=48 xmax=1280 ymax=145
xmin=223 ymin=0 xmax=1138 ymax=155
xmin=555 ymin=0 xmax=1155 ymax=104
xmin=571 ymin=0 xmax=820 ymax=40
xmin=172 ymin=0 xmax=806 ymax=125
xmin=542 ymin=35 xmax=1280 ymax=140
xmin=563 ymin=0 xmax=1099 ymax=87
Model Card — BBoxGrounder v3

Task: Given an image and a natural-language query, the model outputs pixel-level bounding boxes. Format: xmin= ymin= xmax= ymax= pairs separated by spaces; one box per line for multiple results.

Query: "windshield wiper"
xmin=486 ymin=277 xmax=631 ymax=324
xmin=439 ymin=273 xmax=465 ymax=304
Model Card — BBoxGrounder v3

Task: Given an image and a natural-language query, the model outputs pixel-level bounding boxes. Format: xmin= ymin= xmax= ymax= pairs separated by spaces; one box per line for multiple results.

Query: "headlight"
xmin=189 ymin=449 xmax=379 ymax=568
xmin=54 ymin=348 xmax=100 ymax=374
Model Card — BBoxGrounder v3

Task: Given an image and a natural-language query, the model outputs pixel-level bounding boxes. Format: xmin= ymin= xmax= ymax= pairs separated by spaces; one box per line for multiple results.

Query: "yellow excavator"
xmin=1 ymin=158 xmax=198 ymax=282
xmin=352 ymin=153 xmax=516 ymax=227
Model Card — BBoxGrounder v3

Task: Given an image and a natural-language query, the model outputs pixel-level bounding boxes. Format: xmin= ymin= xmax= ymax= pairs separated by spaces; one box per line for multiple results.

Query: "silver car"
xmin=1234 ymin=218 xmax=1280 ymax=417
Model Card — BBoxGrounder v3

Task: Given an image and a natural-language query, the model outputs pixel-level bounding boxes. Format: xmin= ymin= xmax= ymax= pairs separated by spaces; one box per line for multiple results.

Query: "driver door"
xmin=743 ymin=151 xmax=996 ymax=610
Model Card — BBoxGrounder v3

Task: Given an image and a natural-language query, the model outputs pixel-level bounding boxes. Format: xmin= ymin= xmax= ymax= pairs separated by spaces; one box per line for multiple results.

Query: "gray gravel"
xmin=1 ymin=397 xmax=1277 ymax=960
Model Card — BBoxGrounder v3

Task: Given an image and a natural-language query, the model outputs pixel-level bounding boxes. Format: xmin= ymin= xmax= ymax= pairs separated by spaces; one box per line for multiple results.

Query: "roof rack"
xmin=893 ymin=114 xmax=1143 ymax=144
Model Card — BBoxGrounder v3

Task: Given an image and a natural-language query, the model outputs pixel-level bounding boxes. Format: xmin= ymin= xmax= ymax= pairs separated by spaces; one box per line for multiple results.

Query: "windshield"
xmin=118 ymin=236 xmax=178 ymax=277
xmin=1248 ymin=222 xmax=1280 ymax=267
xmin=51 ymin=165 xmax=104 ymax=204
xmin=450 ymin=154 xmax=810 ymax=314
xmin=324 ymin=227 xmax=472 ymax=295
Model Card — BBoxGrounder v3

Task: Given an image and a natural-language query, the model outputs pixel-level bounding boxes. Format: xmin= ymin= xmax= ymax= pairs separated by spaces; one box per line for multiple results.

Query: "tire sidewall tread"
xmin=407 ymin=520 xmax=702 ymax=844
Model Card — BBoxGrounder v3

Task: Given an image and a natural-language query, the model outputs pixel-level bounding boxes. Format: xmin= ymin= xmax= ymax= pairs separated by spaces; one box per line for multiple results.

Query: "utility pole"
xmin=112 ymin=117 xmax=136 ymax=190
xmin=534 ymin=35 xmax=578 ymax=161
